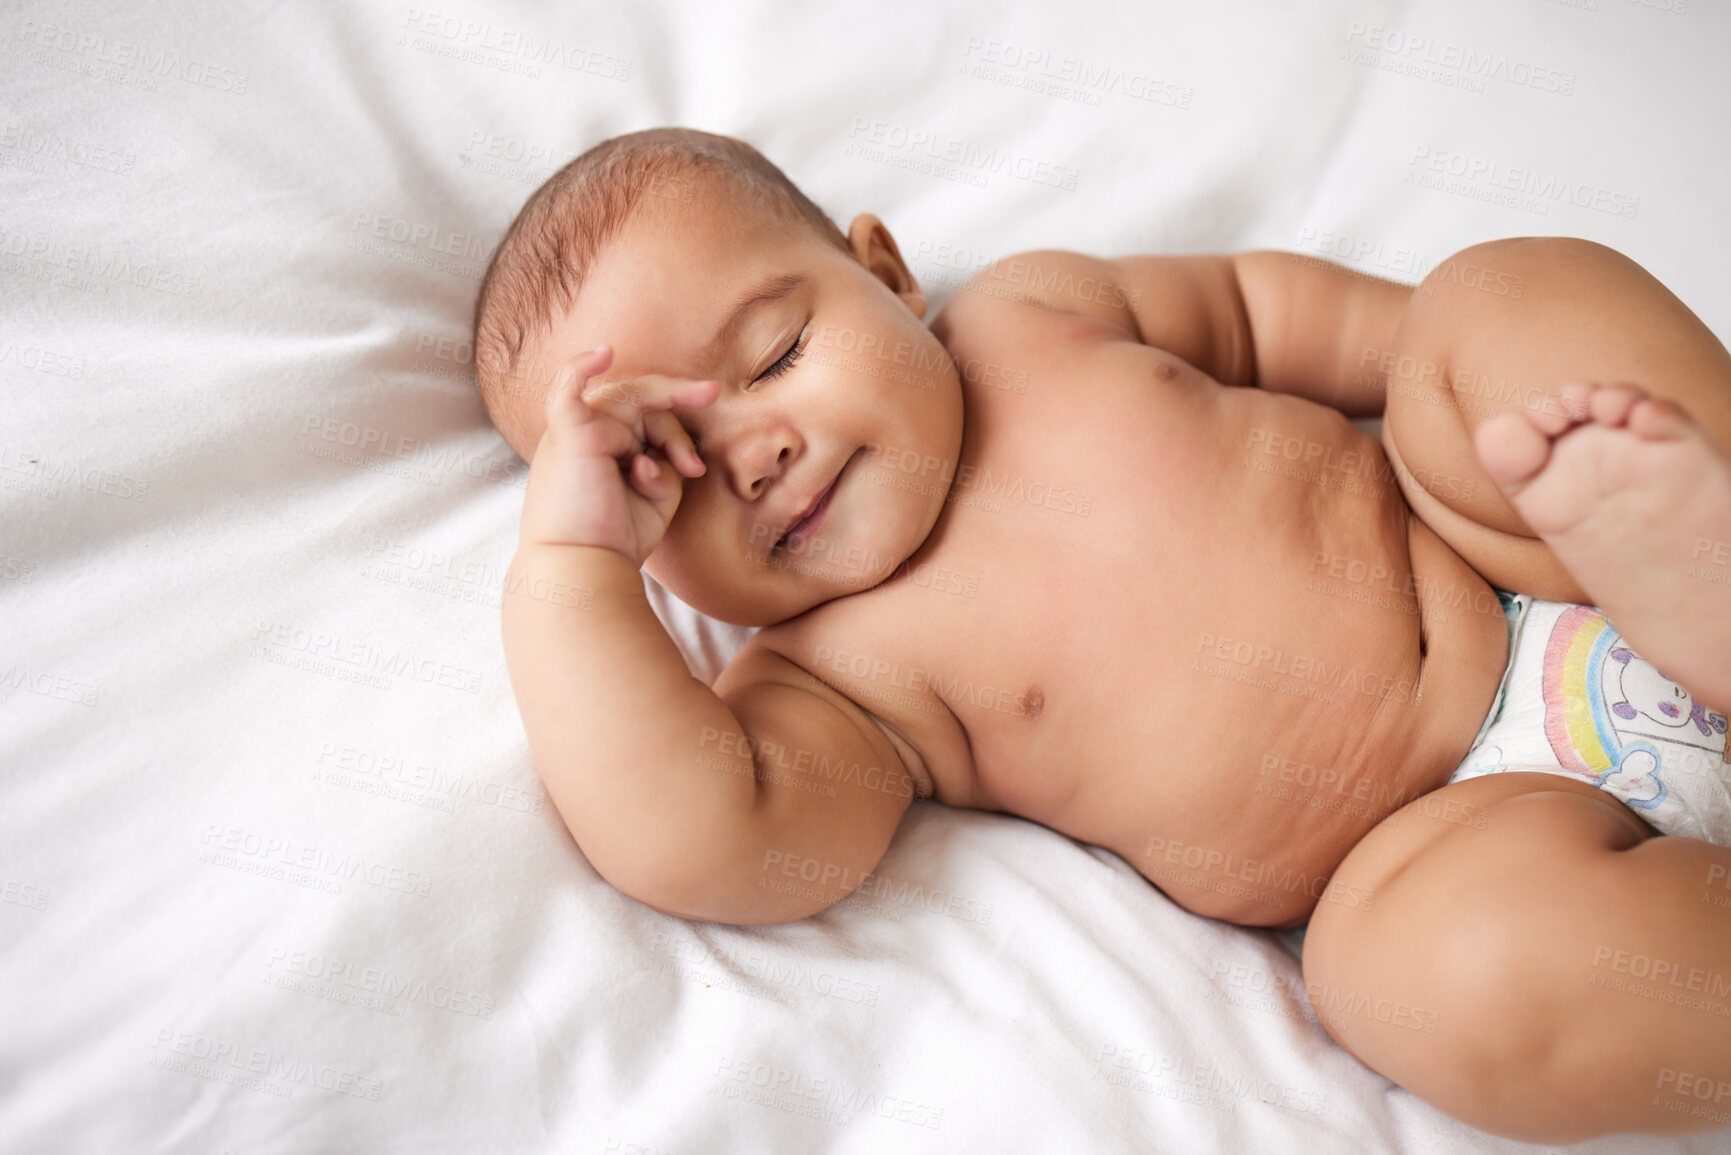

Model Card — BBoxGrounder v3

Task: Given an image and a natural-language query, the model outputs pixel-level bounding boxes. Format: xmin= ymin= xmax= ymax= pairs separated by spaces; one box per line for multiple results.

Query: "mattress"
xmin=2 ymin=0 xmax=1726 ymax=1150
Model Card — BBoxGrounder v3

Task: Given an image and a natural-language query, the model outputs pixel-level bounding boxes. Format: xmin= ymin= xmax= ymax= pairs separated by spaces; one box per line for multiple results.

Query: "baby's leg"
xmin=1379 ymin=237 xmax=1731 ymax=707
xmin=1305 ymin=772 xmax=1731 ymax=1142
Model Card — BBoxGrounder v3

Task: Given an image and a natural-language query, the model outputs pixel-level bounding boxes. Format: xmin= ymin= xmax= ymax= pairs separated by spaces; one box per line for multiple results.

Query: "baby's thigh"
xmin=1379 ymin=236 xmax=1731 ymax=600
xmin=1305 ymin=771 xmax=1731 ymax=1142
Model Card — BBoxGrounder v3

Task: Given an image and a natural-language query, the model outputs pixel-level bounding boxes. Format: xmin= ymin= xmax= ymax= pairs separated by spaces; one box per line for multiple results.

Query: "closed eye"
xmin=753 ymin=325 xmax=809 ymax=386
xmin=690 ymin=324 xmax=811 ymax=453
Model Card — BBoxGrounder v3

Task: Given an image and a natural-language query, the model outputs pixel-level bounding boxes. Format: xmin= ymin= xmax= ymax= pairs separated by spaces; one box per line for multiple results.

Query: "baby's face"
xmin=517 ymin=193 xmax=962 ymax=625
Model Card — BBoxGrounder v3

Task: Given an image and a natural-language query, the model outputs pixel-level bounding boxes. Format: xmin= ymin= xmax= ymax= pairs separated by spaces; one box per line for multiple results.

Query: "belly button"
xmin=1021 ymin=685 xmax=1044 ymax=720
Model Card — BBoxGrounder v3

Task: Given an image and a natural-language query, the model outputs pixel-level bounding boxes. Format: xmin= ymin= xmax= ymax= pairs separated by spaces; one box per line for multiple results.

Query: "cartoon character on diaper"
xmin=1541 ymin=607 xmax=1730 ymax=810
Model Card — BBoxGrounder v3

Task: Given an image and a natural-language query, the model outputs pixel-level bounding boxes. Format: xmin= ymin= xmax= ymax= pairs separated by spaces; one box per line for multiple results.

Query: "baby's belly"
xmin=996 ymin=533 xmax=1504 ymax=926
xmin=929 ymin=382 xmax=1509 ymax=926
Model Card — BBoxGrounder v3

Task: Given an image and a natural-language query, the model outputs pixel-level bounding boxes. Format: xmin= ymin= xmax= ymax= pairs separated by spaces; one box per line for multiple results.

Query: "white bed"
xmin=3 ymin=0 xmax=1727 ymax=1150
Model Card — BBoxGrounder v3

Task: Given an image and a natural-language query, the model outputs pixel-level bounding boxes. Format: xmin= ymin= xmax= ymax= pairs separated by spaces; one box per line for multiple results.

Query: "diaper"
xmin=1447 ymin=595 xmax=1731 ymax=846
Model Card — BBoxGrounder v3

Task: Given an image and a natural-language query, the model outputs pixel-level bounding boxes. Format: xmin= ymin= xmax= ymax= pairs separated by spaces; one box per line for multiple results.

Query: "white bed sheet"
xmin=3 ymin=0 xmax=1728 ymax=1151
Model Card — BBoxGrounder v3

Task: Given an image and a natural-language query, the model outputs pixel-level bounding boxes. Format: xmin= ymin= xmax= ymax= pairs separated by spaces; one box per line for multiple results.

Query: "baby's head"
xmin=473 ymin=127 xmax=962 ymax=626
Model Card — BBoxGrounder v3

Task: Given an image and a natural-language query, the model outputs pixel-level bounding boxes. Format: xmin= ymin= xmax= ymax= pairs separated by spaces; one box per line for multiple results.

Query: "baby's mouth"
xmin=775 ymin=449 xmax=860 ymax=549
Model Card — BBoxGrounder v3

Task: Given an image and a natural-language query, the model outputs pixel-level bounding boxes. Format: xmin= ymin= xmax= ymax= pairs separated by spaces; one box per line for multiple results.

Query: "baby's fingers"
xmin=627 ymin=448 xmax=686 ymax=526
xmin=643 ymin=408 xmax=705 ymax=477
xmin=663 ymin=377 xmax=720 ymax=410
xmin=545 ymin=346 xmax=615 ymax=429
xmin=532 ymin=396 xmax=641 ymax=475
xmin=583 ymin=372 xmax=717 ymax=427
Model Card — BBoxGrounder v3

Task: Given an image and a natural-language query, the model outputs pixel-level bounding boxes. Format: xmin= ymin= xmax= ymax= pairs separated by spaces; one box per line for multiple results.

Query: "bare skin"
xmin=1475 ymin=380 xmax=1731 ymax=708
xmin=495 ymin=187 xmax=1731 ymax=1141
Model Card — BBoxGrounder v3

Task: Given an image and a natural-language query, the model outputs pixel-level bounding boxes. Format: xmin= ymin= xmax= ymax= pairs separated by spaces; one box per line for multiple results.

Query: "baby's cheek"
xmin=647 ymin=517 xmax=724 ymax=583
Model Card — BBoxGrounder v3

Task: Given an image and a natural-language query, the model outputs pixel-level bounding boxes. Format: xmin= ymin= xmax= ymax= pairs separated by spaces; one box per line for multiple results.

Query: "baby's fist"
xmin=518 ymin=346 xmax=717 ymax=566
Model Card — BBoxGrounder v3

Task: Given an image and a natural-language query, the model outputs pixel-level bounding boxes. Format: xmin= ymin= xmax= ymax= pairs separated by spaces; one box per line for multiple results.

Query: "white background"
xmin=1 ymin=1 xmax=1726 ymax=1151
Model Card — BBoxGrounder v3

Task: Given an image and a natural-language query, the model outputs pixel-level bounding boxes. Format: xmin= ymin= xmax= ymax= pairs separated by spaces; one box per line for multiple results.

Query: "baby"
xmin=472 ymin=127 xmax=1731 ymax=1142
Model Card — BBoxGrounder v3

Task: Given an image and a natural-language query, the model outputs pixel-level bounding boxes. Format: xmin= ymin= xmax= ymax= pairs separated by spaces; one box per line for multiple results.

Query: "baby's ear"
xmin=846 ymin=213 xmax=923 ymax=312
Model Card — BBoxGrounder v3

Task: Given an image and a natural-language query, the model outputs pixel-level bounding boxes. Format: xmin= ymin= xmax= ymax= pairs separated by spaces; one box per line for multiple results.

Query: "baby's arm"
xmin=504 ymin=348 xmax=916 ymax=925
xmin=956 ymin=250 xmax=1412 ymax=415
xmin=1228 ymin=251 xmax=1414 ymax=414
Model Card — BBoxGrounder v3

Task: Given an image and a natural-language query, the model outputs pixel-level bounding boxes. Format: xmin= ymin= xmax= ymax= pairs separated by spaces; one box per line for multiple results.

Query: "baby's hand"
xmin=518 ymin=346 xmax=718 ymax=564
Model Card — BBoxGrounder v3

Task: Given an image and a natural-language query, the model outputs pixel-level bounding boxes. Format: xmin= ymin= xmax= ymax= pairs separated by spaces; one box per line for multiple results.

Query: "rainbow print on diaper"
xmin=1540 ymin=606 xmax=1729 ymax=811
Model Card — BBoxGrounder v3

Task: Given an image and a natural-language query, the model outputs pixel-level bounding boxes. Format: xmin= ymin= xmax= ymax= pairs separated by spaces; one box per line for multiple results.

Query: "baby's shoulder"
xmin=744 ymin=579 xmax=920 ymax=696
xmin=932 ymin=250 xmax=1140 ymax=370
xmin=721 ymin=595 xmax=946 ymax=800
xmin=937 ymin=250 xmax=1138 ymax=333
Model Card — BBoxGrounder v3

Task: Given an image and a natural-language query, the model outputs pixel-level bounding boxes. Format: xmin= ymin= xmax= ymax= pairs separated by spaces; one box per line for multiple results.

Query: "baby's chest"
xmin=797 ymin=461 xmax=1236 ymax=818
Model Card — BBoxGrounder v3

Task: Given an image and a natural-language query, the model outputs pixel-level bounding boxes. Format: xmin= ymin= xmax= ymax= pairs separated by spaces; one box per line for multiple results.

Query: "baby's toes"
xmin=1626 ymin=395 xmax=1695 ymax=442
xmin=1525 ymin=388 xmax=1579 ymax=436
xmin=1552 ymin=380 xmax=1597 ymax=425
xmin=1474 ymin=411 xmax=1553 ymax=492
xmin=1586 ymin=381 xmax=1644 ymax=428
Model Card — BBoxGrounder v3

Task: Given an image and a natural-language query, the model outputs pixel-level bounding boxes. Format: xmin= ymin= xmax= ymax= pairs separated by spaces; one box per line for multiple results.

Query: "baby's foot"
xmin=1474 ymin=381 xmax=1731 ymax=711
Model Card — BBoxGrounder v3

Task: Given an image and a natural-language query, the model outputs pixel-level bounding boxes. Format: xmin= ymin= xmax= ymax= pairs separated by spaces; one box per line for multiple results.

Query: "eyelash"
xmin=691 ymin=326 xmax=810 ymax=454
xmin=753 ymin=325 xmax=809 ymax=386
